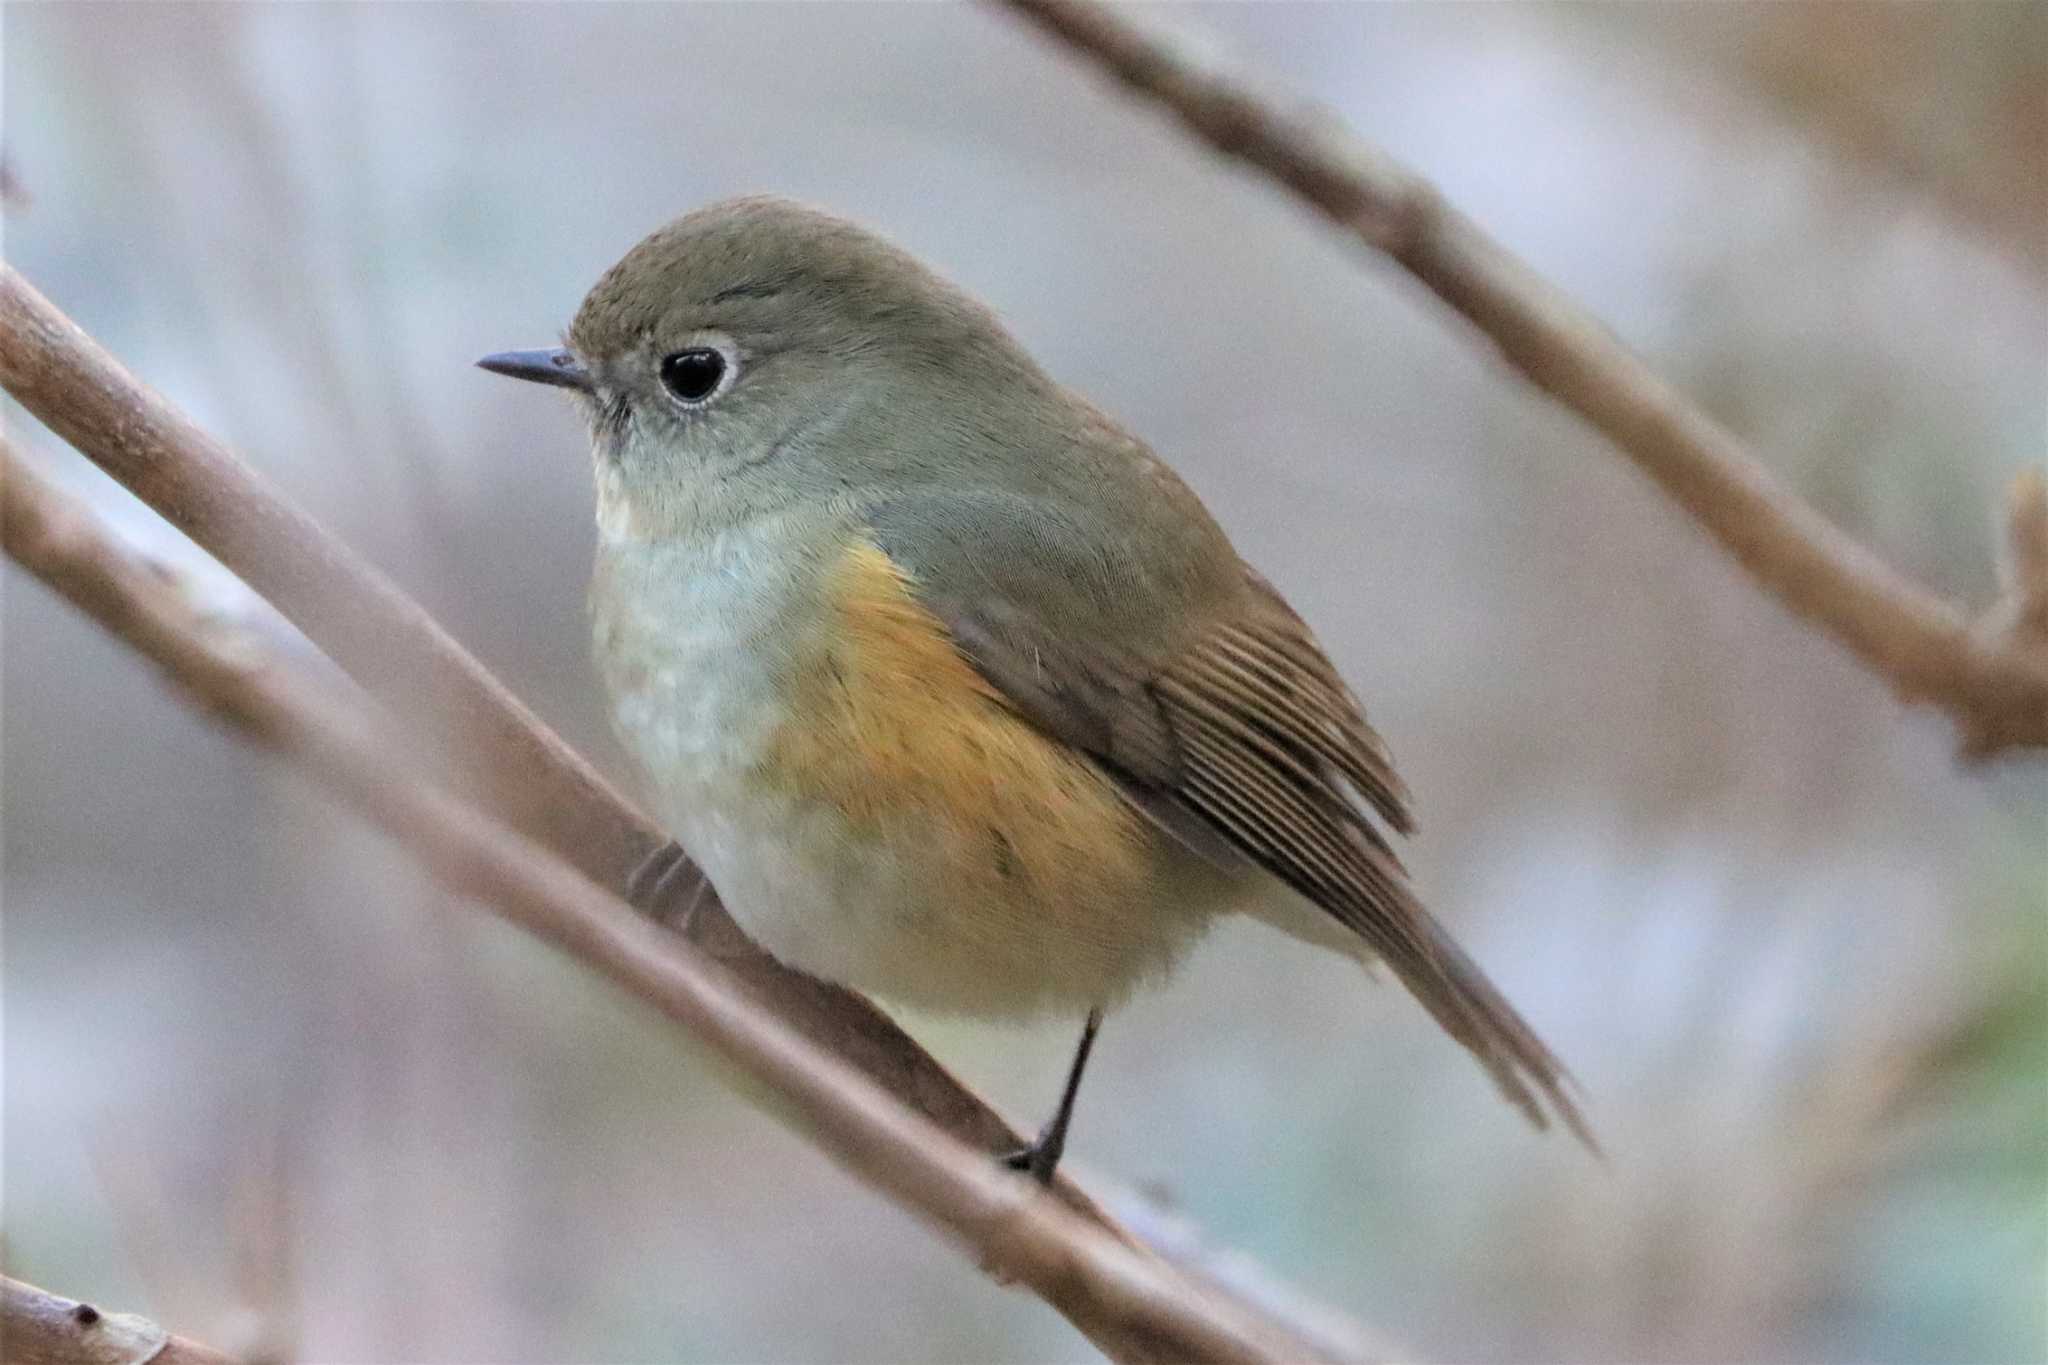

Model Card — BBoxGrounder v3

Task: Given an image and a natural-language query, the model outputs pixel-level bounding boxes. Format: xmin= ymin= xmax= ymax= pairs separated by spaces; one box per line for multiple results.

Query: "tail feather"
xmin=1243 ymin=867 xmax=1598 ymax=1154
xmin=1403 ymin=906 xmax=1599 ymax=1154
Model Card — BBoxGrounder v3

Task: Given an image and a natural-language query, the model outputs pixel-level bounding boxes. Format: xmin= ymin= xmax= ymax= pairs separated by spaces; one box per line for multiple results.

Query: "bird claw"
xmin=1001 ymin=1135 xmax=1063 ymax=1186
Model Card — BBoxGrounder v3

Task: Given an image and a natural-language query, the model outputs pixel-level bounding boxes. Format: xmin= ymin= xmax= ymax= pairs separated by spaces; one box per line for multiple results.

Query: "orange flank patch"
xmin=765 ymin=537 xmax=1152 ymax=906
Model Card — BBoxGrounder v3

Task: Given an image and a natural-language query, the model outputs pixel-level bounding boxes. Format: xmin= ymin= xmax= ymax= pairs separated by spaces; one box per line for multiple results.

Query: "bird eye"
xmin=659 ymin=346 xmax=732 ymax=408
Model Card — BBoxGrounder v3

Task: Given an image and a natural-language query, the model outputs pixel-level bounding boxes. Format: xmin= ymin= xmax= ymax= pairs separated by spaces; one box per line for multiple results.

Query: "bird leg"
xmin=1004 ymin=1008 xmax=1103 ymax=1185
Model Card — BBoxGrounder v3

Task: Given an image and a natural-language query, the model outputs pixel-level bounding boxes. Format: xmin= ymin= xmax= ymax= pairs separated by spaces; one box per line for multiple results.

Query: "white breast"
xmin=591 ymin=511 xmax=914 ymax=985
xmin=591 ymin=510 xmax=823 ymax=820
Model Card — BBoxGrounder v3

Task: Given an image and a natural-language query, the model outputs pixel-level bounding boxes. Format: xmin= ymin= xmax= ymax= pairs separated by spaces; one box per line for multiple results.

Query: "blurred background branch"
xmin=1 ymin=1274 xmax=234 ymax=1365
xmin=999 ymin=0 xmax=2048 ymax=758
xmin=1601 ymin=4 xmax=2047 ymax=283
xmin=0 ymin=440 xmax=1355 ymax=1365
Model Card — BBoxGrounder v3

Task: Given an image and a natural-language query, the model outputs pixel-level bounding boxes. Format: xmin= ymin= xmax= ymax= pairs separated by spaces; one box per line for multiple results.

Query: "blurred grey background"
xmin=5 ymin=4 xmax=2044 ymax=1362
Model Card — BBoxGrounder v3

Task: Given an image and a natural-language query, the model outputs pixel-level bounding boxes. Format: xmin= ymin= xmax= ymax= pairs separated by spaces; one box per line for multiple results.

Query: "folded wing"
xmin=865 ymin=497 xmax=1592 ymax=1146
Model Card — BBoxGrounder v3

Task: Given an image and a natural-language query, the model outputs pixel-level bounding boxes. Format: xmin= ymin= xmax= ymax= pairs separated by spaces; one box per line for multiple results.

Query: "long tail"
xmin=1243 ymin=871 xmax=1598 ymax=1153
xmin=1397 ymin=902 xmax=1600 ymax=1155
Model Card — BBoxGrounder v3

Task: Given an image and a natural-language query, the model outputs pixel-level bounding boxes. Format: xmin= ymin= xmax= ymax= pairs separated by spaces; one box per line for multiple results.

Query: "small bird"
xmin=481 ymin=197 xmax=1590 ymax=1179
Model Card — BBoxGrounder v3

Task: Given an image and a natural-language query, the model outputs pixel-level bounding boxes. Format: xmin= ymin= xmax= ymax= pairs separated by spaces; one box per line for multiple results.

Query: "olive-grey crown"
xmin=567 ymin=196 xmax=1028 ymax=374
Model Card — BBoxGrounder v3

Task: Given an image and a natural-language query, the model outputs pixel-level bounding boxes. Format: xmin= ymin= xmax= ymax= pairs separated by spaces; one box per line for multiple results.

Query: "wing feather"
xmin=864 ymin=500 xmax=1593 ymax=1147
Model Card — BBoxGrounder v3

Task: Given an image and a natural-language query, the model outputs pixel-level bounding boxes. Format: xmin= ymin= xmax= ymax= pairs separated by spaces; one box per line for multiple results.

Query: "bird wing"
xmin=864 ymin=494 xmax=1592 ymax=1145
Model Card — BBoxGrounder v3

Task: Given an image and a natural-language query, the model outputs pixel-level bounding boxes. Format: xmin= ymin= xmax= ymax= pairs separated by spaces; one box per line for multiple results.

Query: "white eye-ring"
xmin=657 ymin=333 xmax=740 ymax=409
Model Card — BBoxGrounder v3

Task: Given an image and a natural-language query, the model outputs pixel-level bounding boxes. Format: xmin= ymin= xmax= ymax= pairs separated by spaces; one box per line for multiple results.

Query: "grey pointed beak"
xmin=476 ymin=347 xmax=592 ymax=393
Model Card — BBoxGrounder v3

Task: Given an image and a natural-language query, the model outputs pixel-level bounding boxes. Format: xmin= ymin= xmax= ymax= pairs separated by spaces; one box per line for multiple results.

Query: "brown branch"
xmin=0 ymin=266 xmax=652 ymax=878
xmin=3 ymin=442 xmax=1356 ymax=1365
xmin=996 ymin=0 xmax=2048 ymax=758
xmin=1 ymin=1274 xmax=235 ymax=1365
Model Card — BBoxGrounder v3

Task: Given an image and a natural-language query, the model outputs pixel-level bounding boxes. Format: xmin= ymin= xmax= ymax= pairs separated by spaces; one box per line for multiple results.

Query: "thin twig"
xmin=3 ymin=442 xmax=1354 ymax=1365
xmin=1 ymin=1274 xmax=235 ymax=1365
xmin=996 ymin=0 xmax=2048 ymax=758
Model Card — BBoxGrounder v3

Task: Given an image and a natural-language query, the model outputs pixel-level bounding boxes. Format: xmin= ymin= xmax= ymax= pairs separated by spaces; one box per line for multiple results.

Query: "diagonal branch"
xmin=3 ymin=441 xmax=1347 ymax=1365
xmin=996 ymin=0 xmax=2048 ymax=758
xmin=0 ymin=273 xmax=650 ymax=880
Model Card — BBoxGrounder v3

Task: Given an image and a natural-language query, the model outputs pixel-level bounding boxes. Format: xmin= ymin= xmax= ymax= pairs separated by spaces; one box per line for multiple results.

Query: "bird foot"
xmin=1001 ymin=1132 xmax=1064 ymax=1186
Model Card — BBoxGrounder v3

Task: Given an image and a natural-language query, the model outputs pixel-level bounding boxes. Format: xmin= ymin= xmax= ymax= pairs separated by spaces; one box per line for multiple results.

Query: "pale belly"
xmin=664 ymin=783 xmax=1223 ymax=1017
xmin=591 ymin=520 xmax=1231 ymax=1019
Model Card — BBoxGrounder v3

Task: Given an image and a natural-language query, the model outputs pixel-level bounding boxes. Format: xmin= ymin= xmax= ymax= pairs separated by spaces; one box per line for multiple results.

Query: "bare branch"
xmin=996 ymin=0 xmax=2048 ymax=758
xmin=0 ymin=264 xmax=653 ymax=878
xmin=3 ymin=442 xmax=1360 ymax=1364
xmin=1 ymin=1274 xmax=235 ymax=1365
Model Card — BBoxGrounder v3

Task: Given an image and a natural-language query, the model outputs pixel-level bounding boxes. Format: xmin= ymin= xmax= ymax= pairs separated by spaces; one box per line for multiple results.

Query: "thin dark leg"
xmin=1004 ymin=1008 xmax=1103 ymax=1185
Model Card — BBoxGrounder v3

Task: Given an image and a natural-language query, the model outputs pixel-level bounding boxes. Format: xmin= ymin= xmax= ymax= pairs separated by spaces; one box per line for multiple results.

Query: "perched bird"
xmin=481 ymin=197 xmax=1589 ymax=1179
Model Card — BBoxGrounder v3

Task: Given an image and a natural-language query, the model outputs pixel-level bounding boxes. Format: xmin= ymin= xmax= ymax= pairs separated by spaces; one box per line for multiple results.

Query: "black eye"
xmin=659 ymin=348 xmax=728 ymax=406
